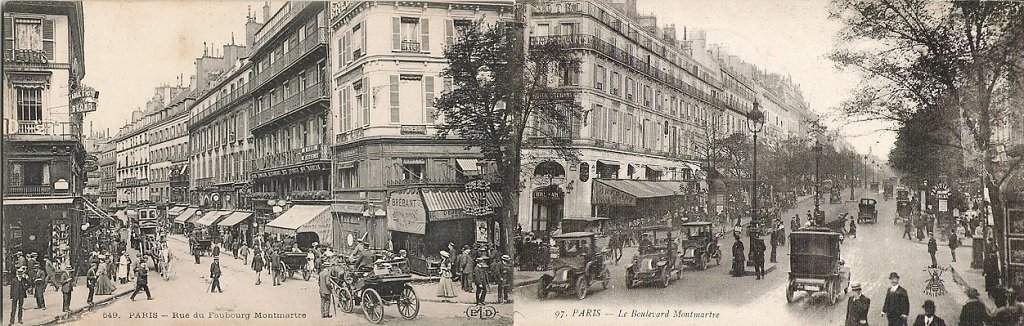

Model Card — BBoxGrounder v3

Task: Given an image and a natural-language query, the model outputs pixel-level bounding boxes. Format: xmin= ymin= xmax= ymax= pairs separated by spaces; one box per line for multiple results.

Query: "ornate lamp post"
xmin=746 ymin=101 xmax=766 ymax=236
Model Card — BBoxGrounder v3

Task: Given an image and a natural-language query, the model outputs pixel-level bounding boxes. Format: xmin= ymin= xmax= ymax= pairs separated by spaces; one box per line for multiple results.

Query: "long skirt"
xmin=96 ymin=274 xmax=117 ymax=295
xmin=437 ymin=276 xmax=457 ymax=298
xmin=732 ymin=258 xmax=745 ymax=276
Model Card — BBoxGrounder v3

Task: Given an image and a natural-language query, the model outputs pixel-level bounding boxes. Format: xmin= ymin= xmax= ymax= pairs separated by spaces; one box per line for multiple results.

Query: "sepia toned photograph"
xmin=2 ymin=0 xmax=1023 ymax=326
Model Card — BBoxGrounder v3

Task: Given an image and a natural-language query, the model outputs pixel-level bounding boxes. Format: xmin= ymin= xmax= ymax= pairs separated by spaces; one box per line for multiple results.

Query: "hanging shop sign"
xmin=387 ymin=193 xmax=426 ymax=234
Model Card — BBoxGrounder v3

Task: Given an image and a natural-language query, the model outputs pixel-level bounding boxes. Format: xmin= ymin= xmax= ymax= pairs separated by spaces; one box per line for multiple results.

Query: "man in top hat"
xmin=882 ymin=272 xmax=910 ymax=326
xmin=59 ymin=265 xmax=76 ymax=312
xmin=86 ymin=262 xmax=98 ymax=305
xmin=317 ymin=260 xmax=335 ymax=318
xmin=846 ymin=282 xmax=870 ymax=325
xmin=496 ymin=255 xmax=513 ymax=304
xmin=927 ymin=233 xmax=938 ymax=268
xmin=473 ymin=257 xmax=489 ymax=305
xmin=911 ymin=299 xmax=946 ymax=326
xmin=210 ymin=256 xmax=223 ymax=293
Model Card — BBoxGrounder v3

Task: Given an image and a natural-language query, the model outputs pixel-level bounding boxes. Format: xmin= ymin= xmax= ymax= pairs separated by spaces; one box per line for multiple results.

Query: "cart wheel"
xmin=397 ymin=286 xmax=419 ymax=320
xmin=361 ymin=288 xmax=384 ymax=324
xmin=337 ymin=287 xmax=354 ymax=313
xmin=698 ymin=255 xmax=707 ymax=270
xmin=786 ymin=285 xmax=795 ymax=303
xmin=625 ymin=272 xmax=634 ymax=289
xmin=303 ymin=269 xmax=311 ymax=281
xmin=601 ymin=268 xmax=610 ymax=290
xmin=826 ymin=280 xmax=838 ymax=306
xmin=575 ymin=278 xmax=588 ymax=300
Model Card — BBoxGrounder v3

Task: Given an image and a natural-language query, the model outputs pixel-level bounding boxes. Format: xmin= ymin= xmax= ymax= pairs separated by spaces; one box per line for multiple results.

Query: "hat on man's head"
xmin=440 ymin=251 xmax=450 ymax=258
xmin=501 ymin=255 xmax=511 ymax=261
xmin=889 ymin=272 xmax=900 ymax=280
xmin=922 ymin=299 xmax=936 ymax=311
xmin=850 ymin=282 xmax=862 ymax=291
xmin=966 ymin=288 xmax=980 ymax=299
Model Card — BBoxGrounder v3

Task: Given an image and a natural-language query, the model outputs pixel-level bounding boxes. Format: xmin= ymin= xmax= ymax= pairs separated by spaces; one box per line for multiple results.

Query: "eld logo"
xmin=465 ymin=305 xmax=497 ymax=320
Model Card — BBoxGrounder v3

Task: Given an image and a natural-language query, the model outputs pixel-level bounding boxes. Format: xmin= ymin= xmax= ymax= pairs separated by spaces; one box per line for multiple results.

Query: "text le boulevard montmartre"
xmin=616 ymin=309 xmax=721 ymax=319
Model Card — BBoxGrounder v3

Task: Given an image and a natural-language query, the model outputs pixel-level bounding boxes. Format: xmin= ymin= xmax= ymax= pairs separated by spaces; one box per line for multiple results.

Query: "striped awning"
xmin=420 ymin=189 xmax=502 ymax=212
xmin=194 ymin=210 xmax=230 ymax=226
xmin=217 ymin=211 xmax=253 ymax=227
xmin=174 ymin=208 xmax=198 ymax=224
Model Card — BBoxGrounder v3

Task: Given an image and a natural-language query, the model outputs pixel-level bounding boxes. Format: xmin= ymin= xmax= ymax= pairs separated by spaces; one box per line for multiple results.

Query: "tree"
xmin=829 ymin=0 xmax=1024 ymax=267
xmin=433 ymin=16 xmax=582 ymax=259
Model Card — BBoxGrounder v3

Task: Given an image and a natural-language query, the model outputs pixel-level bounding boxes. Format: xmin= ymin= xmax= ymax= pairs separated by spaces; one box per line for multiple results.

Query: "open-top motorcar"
xmin=537 ymin=232 xmax=610 ymax=300
xmin=626 ymin=226 xmax=683 ymax=288
xmin=786 ymin=228 xmax=851 ymax=305
xmin=678 ymin=222 xmax=722 ymax=270
xmin=335 ymin=256 xmax=419 ymax=324
xmin=857 ymin=198 xmax=878 ymax=223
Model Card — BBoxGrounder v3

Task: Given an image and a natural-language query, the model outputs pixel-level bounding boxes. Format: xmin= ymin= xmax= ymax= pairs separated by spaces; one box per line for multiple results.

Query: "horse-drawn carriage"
xmin=335 ymin=257 xmax=420 ymax=324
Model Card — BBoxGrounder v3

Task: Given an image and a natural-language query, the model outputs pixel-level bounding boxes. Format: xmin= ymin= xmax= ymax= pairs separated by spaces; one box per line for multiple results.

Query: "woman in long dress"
xmin=252 ymin=248 xmax=265 ymax=285
xmin=437 ymin=251 xmax=457 ymax=298
xmin=95 ymin=256 xmax=117 ymax=295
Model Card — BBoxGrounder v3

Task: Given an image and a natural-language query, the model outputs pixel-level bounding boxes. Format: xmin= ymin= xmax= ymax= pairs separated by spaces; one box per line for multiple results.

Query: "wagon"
xmin=335 ymin=260 xmax=419 ymax=324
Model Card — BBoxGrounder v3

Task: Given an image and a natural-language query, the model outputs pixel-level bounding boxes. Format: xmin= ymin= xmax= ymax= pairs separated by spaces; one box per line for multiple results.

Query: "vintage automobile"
xmin=626 ymin=226 xmax=683 ymax=288
xmin=830 ymin=186 xmax=843 ymax=204
xmin=786 ymin=228 xmax=851 ymax=305
xmin=678 ymin=222 xmax=723 ymax=270
xmin=883 ymin=180 xmax=896 ymax=201
xmin=537 ymin=232 xmax=610 ymax=300
xmin=895 ymin=188 xmax=912 ymax=224
xmin=336 ymin=257 xmax=419 ymax=324
xmin=857 ymin=198 xmax=878 ymax=223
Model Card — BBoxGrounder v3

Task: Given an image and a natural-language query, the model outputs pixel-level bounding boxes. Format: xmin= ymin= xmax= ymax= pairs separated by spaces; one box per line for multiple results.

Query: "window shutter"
xmin=445 ymin=19 xmax=454 ymax=48
xmin=361 ymin=77 xmax=369 ymax=126
xmin=342 ymin=87 xmax=350 ymax=131
xmin=389 ymin=75 xmax=400 ymax=123
xmin=3 ymin=17 xmax=12 ymax=55
xmin=361 ymin=22 xmax=367 ymax=55
xmin=553 ymin=24 xmax=561 ymax=36
xmin=392 ymin=17 xmax=401 ymax=51
xmin=424 ymin=76 xmax=435 ymax=123
xmin=42 ymin=19 xmax=54 ymax=60
xmin=339 ymin=34 xmax=347 ymax=67
xmin=420 ymin=18 xmax=430 ymax=52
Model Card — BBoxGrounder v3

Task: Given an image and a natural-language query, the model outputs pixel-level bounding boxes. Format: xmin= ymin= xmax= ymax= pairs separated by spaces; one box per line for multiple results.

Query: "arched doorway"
xmin=531 ymin=161 xmax=566 ymax=237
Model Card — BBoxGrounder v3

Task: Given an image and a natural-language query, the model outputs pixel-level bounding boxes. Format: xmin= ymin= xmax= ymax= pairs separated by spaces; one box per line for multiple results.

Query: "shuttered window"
xmin=389 ymin=75 xmax=400 ymax=123
xmin=341 ymin=86 xmax=351 ymax=131
xmin=424 ymin=76 xmax=435 ymax=123
xmin=360 ymin=77 xmax=369 ymax=126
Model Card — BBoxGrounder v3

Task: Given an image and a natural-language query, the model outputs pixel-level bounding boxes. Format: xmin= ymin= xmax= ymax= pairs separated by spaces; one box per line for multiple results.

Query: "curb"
xmin=514 ymin=278 xmax=540 ymax=287
xmin=41 ymin=288 xmax=134 ymax=326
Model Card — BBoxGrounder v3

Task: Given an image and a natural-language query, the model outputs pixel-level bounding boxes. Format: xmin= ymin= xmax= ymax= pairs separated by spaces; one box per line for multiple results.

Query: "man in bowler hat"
xmin=911 ymin=300 xmax=946 ymax=326
xmin=882 ymin=272 xmax=910 ymax=326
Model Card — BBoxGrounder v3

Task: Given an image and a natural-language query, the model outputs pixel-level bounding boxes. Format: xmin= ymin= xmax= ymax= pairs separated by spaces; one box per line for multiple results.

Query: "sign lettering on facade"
xmin=593 ymin=182 xmax=635 ymax=206
xmin=400 ymin=125 xmax=427 ymax=135
xmin=429 ymin=209 xmax=466 ymax=222
xmin=387 ymin=193 xmax=426 ymax=234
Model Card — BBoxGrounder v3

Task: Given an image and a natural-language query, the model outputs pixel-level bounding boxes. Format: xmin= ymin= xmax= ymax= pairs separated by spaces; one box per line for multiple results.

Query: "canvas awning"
xmin=456 ymin=159 xmax=480 ymax=171
xmin=563 ymin=216 xmax=609 ymax=222
xmin=3 ymin=197 xmax=75 ymax=205
xmin=174 ymin=208 xmax=198 ymax=224
xmin=592 ymin=179 xmax=684 ymax=206
xmin=265 ymin=205 xmax=333 ymax=242
xmin=216 ymin=211 xmax=253 ymax=227
xmin=167 ymin=206 xmax=186 ymax=215
xmin=194 ymin=210 xmax=230 ymax=226
xmin=184 ymin=209 xmax=205 ymax=224
xmin=420 ymin=189 xmax=502 ymax=221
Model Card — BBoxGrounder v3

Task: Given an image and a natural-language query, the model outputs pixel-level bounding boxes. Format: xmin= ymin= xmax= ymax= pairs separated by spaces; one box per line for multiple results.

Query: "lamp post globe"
xmin=745 ymin=100 xmax=765 ymax=252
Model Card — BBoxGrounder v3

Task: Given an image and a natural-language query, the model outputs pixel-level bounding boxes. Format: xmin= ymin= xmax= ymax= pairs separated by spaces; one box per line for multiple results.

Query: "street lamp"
xmin=814 ymin=141 xmax=823 ymax=221
xmin=746 ymin=100 xmax=766 ymax=231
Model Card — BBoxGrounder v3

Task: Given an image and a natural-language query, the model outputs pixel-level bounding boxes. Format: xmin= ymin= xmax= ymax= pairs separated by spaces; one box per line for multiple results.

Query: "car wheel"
xmin=575 ymin=278 xmax=588 ymax=300
xmin=660 ymin=273 xmax=669 ymax=288
xmin=625 ymin=272 xmax=633 ymax=289
xmin=601 ymin=268 xmax=609 ymax=290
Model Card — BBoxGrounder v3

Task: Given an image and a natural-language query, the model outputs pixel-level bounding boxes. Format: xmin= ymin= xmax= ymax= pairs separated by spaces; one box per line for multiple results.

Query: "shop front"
xmin=2 ymin=197 xmax=82 ymax=269
xmin=592 ymin=179 xmax=686 ymax=229
xmin=265 ymin=205 xmax=332 ymax=249
xmin=172 ymin=207 xmax=199 ymax=234
xmin=194 ymin=210 xmax=231 ymax=240
xmin=216 ymin=211 xmax=255 ymax=246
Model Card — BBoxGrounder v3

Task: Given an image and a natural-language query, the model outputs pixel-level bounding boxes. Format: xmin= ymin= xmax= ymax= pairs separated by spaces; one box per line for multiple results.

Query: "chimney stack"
xmin=263 ymin=2 xmax=271 ymax=23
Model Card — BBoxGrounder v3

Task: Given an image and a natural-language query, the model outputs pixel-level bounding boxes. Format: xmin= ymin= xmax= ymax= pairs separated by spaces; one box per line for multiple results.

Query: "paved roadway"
xmin=63 ymin=235 xmax=512 ymax=326
xmin=515 ymin=189 xmax=972 ymax=325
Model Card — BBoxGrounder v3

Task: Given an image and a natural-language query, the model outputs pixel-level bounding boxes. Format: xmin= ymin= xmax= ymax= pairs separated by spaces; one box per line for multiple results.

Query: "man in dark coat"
xmin=129 ymin=256 xmax=152 ymax=301
xmin=86 ymin=262 xmax=98 ymax=305
xmin=903 ymin=217 xmax=913 ymax=239
xmin=496 ymin=255 xmax=513 ymax=304
xmin=846 ymin=282 xmax=870 ymax=326
xmin=31 ymin=265 xmax=47 ymax=310
xmin=910 ymin=300 xmax=946 ymax=326
xmin=460 ymin=247 xmax=475 ymax=292
xmin=192 ymin=242 xmax=201 ymax=264
xmin=270 ymin=249 xmax=283 ymax=286
xmin=882 ymin=272 xmax=910 ymax=326
xmin=731 ymin=234 xmax=745 ymax=277
xmin=750 ymin=234 xmax=766 ymax=280
xmin=947 ymin=229 xmax=959 ymax=263
xmin=59 ymin=266 xmax=75 ymax=312
xmin=958 ymin=288 xmax=988 ymax=326
xmin=210 ymin=256 xmax=223 ymax=293
xmin=927 ymin=233 xmax=938 ymax=268
xmin=10 ymin=266 xmax=29 ymax=324
xmin=769 ymin=228 xmax=780 ymax=263
xmin=473 ymin=258 xmax=489 ymax=305
xmin=317 ymin=261 xmax=334 ymax=318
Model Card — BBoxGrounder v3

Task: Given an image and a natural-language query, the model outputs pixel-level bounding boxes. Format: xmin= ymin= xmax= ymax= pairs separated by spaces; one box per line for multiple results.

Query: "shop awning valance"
xmin=184 ymin=209 xmax=205 ymax=224
xmin=265 ymin=205 xmax=332 ymax=239
xmin=194 ymin=210 xmax=230 ymax=226
xmin=420 ymin=189 xmax=502 ymax=222
xmin=4 ymin=197 xmax=75 ymax=205
xmin=592 ymin=179 xmax=684 ymax=206
xmin=645 ymin=165 xmax=664 ymax=172
xmin=217 ymin=211 xmax=253 ymax=227
xmin=563 ymin=216 xmax=609 ymax=222
xmin=174 ymin=208 xmax=198 ymax=224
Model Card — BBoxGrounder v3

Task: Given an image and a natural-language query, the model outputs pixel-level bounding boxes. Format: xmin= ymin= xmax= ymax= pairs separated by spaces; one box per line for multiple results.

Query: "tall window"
xmin=400 ymin=17 xmax=420 ymax=51
xmin=16 ymin=88 xmax=42 ymax=120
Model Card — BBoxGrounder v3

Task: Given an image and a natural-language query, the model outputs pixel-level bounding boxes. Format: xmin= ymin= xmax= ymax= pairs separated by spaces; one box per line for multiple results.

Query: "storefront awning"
xmin=265 ymin=205 xmax=332 ymax=240
xmin=456 ymin=159 xmax=480 ymax=171
xmin=194 ymin=210 xmax=230 ymax=226
xmin=596 ymin=159 xmax=619 ymax=166
xmin=592 ymin=179 xmax=684 ymax=206
xmin=184 ymin=209 xmax=205 ymax=224
xmin=167 ymin=206 xmax=186 ymax=215
xmin=563 ymin=216 xmax=609 ymax=222
xmin=3 ymin=197 xmax=75 ymax=205
xmin=174 ymin=208 xmax=198 ymax=224
xmin=217 ymin=211 xmax=253 ymax=227
xmin=645 ymin=165 xmax=664 ymax=172
xmin=421 ymin=189 xmax=502 ymax=222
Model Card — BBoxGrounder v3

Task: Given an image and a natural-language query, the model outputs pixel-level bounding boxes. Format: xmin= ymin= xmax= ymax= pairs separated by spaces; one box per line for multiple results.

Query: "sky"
xmin=634 ymin=0 xmax=896 ymax=161
xmin=81 ymin=1 xmax=281 ymax=135
xmin=79 ymin=0 xmax=895 ymax=161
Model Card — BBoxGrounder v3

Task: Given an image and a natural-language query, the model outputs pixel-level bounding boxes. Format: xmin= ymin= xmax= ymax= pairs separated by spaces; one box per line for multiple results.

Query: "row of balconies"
xmin=3 ymin=184 xmax=72 ymax=197
xmin=252 ymin=1 xmax=318 ymax=52
xmin=252 ymin=144 xmax=328 ymax=171
xmin=250 ymin=81 xmax=329 ymax=129
xmin=251 ymin=27 xmax=328 ymax=91
xmin=4 ymin=119 xmax=82 ymax=140
xmin=571 ymin=138 xmax=698 ymax=162
xmin=531 ymin=34 xmax=744 ymax=113
xmin=189 ymin=82 xmax=251 ymax=129
xmin=117 ymin=178 xmax=149 ymax=188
